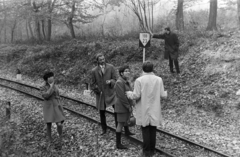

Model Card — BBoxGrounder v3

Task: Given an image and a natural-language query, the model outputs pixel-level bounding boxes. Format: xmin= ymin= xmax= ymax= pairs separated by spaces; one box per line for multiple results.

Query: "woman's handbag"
xmin=126 ymin=112 xmax=136 ymax=127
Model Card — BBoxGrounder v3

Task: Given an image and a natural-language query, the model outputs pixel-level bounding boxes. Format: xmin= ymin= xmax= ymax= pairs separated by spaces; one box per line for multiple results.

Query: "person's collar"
xmin=142 ymin=72 xmax=155 ymax=76
xmin=119 ymin=76 xmax=128 ymax=83
xmin=99 ymin=63 xmax=106 ymax=68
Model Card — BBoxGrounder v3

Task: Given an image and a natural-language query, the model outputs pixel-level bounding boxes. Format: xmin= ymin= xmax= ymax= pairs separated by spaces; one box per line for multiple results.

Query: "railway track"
xmin=0 ymin=77 xmax=231 ymax=157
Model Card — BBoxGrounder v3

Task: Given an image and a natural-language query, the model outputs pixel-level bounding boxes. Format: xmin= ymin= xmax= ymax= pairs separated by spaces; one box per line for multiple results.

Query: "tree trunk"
xmin=46 ymin=0 xmax=52 ymax=41
xmin=18 ymin=23 xmax=22 ymax=41
xmin=206 ymin=0 xmax=218 ymax=31
xmin=0 ymin=22 xmax=5 ymax=43
xmin=28 ymin=18 xmax=34 ymax=39
xmin=33 ymin=1 xmax=42 ymax=41
xmin=41 ymin=19 xmax=46 ymax=40
xmin=11 ymin=19 xmax=17 ymax=43
xmin=47 ymin=18 xmax=52 ymax=41
xmin=101 ymin=0 xmax=106 ymax=37
xmin=26 ymin=20 xmax=29 ymax=40
xmin=4 ymin=23 xmax=7 ymax=43
xmin=4 ymin=25 xmax=6 ymax=43
xmin=237 ymin=0 xmax=240 ymax=29
xmin=176 ymin=0 xmax=184 ymax=31
xmin=35 ymin=17 xmax=41 ymax=41
xmin=68 ymin=1 xmax=76 ymax=38
xmin=101 ymin=15 xmax=106 ymax=37
xmin=68 ymin=17 xmax=76 ymax=38
xmin=3 ymin=0 xmax=7 ymax=43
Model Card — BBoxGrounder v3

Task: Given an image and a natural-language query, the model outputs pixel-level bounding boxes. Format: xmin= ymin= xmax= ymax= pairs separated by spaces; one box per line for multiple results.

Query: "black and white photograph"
xmin=0 ymin=0 xmax=240 ymax=156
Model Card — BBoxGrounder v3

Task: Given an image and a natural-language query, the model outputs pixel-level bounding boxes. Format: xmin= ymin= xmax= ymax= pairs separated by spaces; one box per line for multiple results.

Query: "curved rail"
xmin=0 ymin=80 xmax=175 ymax=157
xmin=0 ymin=77 xmax=231 ymax=157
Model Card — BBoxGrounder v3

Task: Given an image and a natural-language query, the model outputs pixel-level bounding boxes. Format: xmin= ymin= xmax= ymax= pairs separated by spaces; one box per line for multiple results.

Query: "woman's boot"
xmin=57 ymin=124 xmax=63 ymax=139
xmin=116 ymin=132 xmax=127 ymax=149
xmin=46 ymin=123 xmax=52 ymax=142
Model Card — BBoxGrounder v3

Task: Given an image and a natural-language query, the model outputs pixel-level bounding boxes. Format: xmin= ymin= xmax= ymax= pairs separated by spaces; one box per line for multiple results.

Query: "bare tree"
xmin=26 ymin=0 xmax=34 ymax=39
xmin=46 ymin=0 xmax=56 ymax=41
xmin=28 ymin=17 xmax=34 ymax=39
xmin=32 ymin=1 xmax=42 ymax=41
xmin=237 ymin=0 xmax=240 ymax=29
xmin=176 ymin=0 xmax=184 ymax=31
xmin=206 ymin=0 xmax=218 ymax=31
xmin=92 ymin=0 xmax=124 ymax=36
xmin=10 ymin=19 xmax=17 ymax=43
xmin=56 ymin=0 xmax=98 ymax=38
xmin=3 ymin=0 xmax=7 ymax=43
xmin=126 ymin=0 xmax=159 ymax=32
xmin=67 ymin=0 xmax=76 ymax=38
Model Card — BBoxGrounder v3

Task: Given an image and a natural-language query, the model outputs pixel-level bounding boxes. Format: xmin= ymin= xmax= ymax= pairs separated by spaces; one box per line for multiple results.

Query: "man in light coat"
xmin=90 ymin=53 xmax=117 ymax=135
xmin=126 ymin=61 xmax=167 ymax=157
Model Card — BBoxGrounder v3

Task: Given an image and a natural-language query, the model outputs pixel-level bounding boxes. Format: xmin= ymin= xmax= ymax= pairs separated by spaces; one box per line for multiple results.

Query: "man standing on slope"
xmin=150 ymin=27 xmax=180 ymax=74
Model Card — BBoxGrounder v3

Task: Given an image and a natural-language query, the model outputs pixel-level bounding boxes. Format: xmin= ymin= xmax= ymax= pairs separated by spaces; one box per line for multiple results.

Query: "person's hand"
xmin=106 ymin=80 xmax=111 ymax=85
xmin=50 ymin=81 xmax=54 ymax=88
xmin=128 ymin=106 xmax=133 ymax=113
xmin=126 ymin=91 xmax=132 ymax=99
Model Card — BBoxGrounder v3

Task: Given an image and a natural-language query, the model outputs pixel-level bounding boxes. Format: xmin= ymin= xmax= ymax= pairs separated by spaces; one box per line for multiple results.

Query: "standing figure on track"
xmin=126 ymin=61 xmax=167 ymax=157
xmin=40 ymin=72 xmax=65 ymax=143
xmin=114 ymin=65 xmax=135 ymax=149
xmin=150 ymin=27 xmax=180 ymax=74
xmin=90 ymin=53 xmax=118 ymax=135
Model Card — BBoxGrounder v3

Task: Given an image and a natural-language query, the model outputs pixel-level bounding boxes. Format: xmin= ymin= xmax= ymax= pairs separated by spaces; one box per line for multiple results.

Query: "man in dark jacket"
xmin=150 ymin=27 xmax=180 ymax=74
xmin=90 ymin=53 xmax=134 ymax=136
xmin=90 ymin=53 xmax=117 ymax=135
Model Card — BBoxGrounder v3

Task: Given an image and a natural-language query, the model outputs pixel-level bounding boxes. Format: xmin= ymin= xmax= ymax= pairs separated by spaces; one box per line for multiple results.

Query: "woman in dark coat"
xmin=40 ymin=72 xmax=65 ymax=142
xmin=114 ymin=65 xmax=135 ymax=149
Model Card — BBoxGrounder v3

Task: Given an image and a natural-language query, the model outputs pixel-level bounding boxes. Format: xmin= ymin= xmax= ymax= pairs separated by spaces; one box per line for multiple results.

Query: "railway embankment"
xmin=1 ymin=30 xmax=240 ymax=156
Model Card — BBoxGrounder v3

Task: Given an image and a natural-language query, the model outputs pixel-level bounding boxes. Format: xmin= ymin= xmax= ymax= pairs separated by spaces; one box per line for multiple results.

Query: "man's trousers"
xmin=99 ymin=105 xmax=117 ymax=131
xmin=141 ymin=125 xmax=157 ymax=155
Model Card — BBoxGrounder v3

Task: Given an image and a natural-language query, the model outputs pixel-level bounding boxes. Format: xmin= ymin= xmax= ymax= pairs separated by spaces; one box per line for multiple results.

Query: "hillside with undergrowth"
xmin=0 ymin=31 xmax=240 ymax=114
xmin=1 ymin=30 xmax=240 ymax=156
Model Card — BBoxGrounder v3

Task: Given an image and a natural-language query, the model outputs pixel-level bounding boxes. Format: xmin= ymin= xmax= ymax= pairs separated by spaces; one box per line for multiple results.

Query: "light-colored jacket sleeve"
xmin=160 ymin=78 xmax=167 ymax=98
xmin=129 ymin=80 xmax=141 ymax=100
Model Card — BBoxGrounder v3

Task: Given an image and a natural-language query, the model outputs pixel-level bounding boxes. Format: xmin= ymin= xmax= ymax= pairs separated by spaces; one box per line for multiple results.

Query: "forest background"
xmin=0 ymin=0 xmax=237 ymax=43
xmin=2 ymin=1 xmax=240 ymax=156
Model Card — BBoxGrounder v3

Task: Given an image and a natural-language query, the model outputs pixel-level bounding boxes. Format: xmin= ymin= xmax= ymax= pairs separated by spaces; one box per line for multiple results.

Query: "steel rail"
xmin=0 ymin=82 xmax=175 ymax=157
xmin=0 ymin=77 xmax=231 ymax=157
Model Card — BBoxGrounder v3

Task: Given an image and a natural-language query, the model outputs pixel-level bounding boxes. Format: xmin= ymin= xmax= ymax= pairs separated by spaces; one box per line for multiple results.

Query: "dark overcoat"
xmin=40 ymin=84 xmax=65 ymax=123
xmin=91 ymin=63 xmax=117 ymax=111
xmin=153 ymin=32 xmax=179 ymax=60
xmin=114 ymin=77 xmax=134 ymax=113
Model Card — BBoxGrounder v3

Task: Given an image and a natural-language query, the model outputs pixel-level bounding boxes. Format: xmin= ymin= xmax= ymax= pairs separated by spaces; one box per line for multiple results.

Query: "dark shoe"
xmin=150 ymin=150 xmax=155 ymax=156
xmin=116 ymin=132 xmax=128 ymax=149
xmin=101 ymin=130 xmax=107 ymax=135
xmin=142 ymin=150 xmax=151 ymax=157
xmin=124 ymin=126 xmax=135 ymax=136
xmin=117 ymin=143 xmax=128 ymax=149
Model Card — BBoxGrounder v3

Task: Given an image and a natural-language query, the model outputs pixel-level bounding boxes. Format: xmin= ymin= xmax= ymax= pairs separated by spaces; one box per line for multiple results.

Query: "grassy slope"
xmin=1 ymin=31 xmax=240 ymax=155
xmin=1 ymin=31 xmax=240 ymax=114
